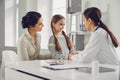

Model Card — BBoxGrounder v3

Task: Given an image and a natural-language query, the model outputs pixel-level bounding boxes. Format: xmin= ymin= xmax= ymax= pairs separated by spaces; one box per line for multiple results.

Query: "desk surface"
xmin=5 ymin=60 xmax=119 ymax=80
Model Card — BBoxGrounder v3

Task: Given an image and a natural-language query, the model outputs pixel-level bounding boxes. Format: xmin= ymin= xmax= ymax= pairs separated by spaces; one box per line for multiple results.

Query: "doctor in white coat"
xmin=78 ymin=7 xmax=119 ymax=65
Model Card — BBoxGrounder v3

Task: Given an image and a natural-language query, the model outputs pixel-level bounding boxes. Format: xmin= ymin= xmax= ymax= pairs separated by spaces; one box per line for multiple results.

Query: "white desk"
xmin=5 ymin=60 xmax=119 ymax=80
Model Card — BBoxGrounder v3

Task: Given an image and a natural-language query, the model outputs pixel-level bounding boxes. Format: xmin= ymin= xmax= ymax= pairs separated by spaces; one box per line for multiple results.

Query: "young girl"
xmin=48 ymin=14 xmax=78 ymax=60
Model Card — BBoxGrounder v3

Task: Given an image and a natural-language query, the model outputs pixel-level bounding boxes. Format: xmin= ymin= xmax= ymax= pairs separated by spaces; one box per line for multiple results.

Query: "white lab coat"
xmin=78 ymin=27 xmax=120 ymax=65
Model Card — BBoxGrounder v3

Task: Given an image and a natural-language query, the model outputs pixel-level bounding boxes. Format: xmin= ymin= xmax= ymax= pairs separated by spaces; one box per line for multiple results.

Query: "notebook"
xmin=42 ymin=60 xmax=83 ymax=70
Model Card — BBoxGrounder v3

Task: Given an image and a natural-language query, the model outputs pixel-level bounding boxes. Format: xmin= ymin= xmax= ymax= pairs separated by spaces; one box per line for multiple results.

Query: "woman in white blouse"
xmin=78 ymin=7 xmax=119 ymax=65
xmin=17 ymin=11 xmax=51 ymax=61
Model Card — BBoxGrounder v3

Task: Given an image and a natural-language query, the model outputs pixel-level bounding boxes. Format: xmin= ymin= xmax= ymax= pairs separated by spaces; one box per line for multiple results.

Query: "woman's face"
xmin=32 ymin=17 xmax=44 ymax=32
xmin=83 ymin=16 xmax=91 ymax=31
xmin=53 ymin=19 xmax=65 ymax=33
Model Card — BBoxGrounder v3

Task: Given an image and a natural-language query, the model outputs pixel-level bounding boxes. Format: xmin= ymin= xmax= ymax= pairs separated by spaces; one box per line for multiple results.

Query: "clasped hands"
xmin=68 ymin=52 xmax=79 ymax=60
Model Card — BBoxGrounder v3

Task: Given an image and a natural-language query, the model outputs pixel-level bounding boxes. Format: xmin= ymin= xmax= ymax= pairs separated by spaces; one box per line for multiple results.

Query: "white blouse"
xmin=17 ymin=30 xmax=51 ymax=61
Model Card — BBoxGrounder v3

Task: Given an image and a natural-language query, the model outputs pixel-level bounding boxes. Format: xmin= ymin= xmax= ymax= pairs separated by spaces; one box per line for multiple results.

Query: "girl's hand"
xmin=68 ymin=53 xmax=72 ymax=60
xmin=70 ymin=52 xmax=79 ymax=55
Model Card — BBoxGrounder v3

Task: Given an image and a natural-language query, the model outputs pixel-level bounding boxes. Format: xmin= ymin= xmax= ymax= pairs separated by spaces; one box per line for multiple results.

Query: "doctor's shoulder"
xmin=95 ymin=28 xmax=107 ymax=37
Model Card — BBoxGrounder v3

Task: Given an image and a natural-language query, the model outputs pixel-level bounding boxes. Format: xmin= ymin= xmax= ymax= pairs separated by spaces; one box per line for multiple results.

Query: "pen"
xmin=50 ymin=63 xmax=64 ymax=66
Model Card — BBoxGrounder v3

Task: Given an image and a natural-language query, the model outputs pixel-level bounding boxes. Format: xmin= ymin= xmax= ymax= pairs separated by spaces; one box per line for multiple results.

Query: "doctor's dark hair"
xmin=51 ymin=14 xmax=73 ymax=51
xmin=83 ymin=7 xmax=119 ymax=47
xmin=22 ymin=11 xmax=41 ymax=29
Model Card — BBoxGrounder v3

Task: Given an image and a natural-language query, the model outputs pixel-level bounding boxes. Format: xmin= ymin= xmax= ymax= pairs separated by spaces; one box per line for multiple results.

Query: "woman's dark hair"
xmin=83 ymin=7 xmax=119 ymax=47
xmin=22 ymin=11 xmax=41 ymax=29
xmin=51 ymin=14 xmax=73 ymax=51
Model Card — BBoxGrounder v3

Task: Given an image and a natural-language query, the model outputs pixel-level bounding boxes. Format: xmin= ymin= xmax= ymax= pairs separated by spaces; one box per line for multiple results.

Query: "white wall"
xmin=26 ymin=0 xmax=37 ymax=11
xmin=108 ymin=0 xmax=120 ymax=43
xmin=37 ymin=0 xmax=52 ymax=49
xmin=5 ymin=0 xmax=17 ymax=46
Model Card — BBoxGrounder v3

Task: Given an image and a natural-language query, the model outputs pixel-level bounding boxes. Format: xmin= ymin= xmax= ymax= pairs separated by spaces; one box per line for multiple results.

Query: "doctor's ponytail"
xmin=99 ymin=20 xmax=119 ymax=47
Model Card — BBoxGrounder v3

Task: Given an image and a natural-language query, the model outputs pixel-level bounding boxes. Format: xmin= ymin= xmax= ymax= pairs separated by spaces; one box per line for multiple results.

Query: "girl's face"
xmin=53 ymin=19 xmax=65 ymax=33
xmin=31 ymin=17 xmax=44 ymax=32
xmin=83 ymin=16 xmax=92 ymax=31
